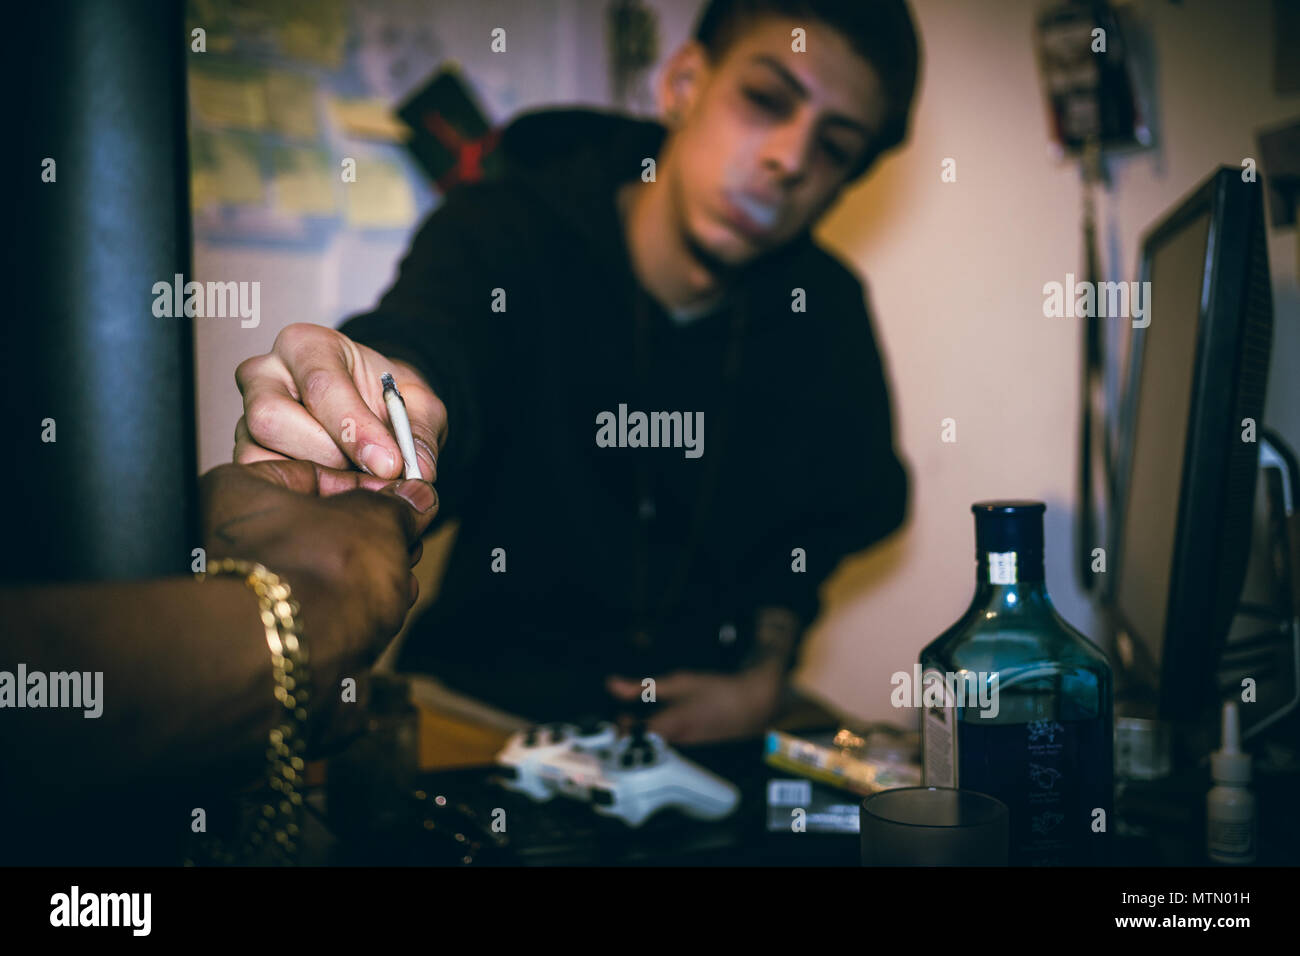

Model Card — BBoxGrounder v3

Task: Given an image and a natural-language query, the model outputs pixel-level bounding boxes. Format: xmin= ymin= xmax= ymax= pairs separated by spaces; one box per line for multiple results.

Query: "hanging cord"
xmin=1077 ymin=139 xmax=1112 ymax=592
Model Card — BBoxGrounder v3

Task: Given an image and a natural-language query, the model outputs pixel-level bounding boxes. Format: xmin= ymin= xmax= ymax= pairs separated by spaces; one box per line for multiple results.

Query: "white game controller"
xmin=495 ymin=721 xmax=741 ymax=827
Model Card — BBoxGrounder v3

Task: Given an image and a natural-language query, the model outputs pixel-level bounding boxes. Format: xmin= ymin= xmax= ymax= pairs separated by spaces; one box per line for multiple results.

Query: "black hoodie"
xmin=340 ymin=108 xmax=908 ymax=720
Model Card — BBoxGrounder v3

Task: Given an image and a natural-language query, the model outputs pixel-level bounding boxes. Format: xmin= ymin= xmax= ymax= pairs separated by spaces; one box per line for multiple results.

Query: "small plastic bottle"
xmin=1207 ymin=701 xmax=1256 ymax=864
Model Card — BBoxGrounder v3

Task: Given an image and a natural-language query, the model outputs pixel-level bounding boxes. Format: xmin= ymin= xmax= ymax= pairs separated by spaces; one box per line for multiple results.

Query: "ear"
xmin=656 ymin=41 xmax=710 ymax=127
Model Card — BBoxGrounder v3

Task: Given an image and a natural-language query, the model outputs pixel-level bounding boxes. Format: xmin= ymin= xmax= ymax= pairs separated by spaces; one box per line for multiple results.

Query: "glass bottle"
xmin=920 ymin=501 xmax=1113 ymax=866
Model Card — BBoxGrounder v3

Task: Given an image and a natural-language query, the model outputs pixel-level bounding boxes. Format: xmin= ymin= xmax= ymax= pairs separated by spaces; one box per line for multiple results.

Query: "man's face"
xmin=662 ymin=16 xmax=891 ymax=268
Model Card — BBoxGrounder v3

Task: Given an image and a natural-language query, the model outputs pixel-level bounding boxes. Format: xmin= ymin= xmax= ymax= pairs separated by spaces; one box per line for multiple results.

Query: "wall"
xmin=800 ymin=0 xmax=1299 ymax=725
xmin=193 ymin=0 xmax=616 ymax=469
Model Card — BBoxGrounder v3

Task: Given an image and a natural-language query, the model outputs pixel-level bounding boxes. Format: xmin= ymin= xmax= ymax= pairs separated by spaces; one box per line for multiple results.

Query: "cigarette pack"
xmin=763 ymin=727 xmax=922 ymax=797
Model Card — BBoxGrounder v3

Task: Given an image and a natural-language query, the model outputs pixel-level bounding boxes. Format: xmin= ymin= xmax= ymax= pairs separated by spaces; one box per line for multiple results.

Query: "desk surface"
xmin=313 ymin=696 xmax=1300 ymax=866
xmin=329 ymin=730 xmax=860 ymax=866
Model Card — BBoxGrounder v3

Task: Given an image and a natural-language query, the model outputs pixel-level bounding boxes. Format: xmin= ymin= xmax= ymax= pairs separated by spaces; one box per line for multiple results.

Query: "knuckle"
xmin=245 ymin=399 xmax=280 ymax=444
xmin=318 ymin=558 xmax=353 ymax=601
xmin=329 ymin=534 xmax=364 ymax=585
xmin=354 ymin=555 xmax=406 ymax=635
xmin=201 ymin=461 xmax=235 ymax=488
xmin=372 ymin=505 xmax=409 ymax=547
xmin=344 ymin=491 xmax=408 ymax=543
xmin=416 ymin=391 xmax=448 ymax=435
xmin=378 ymin=571 xmax=409 ymax=634
xmin=301 ymin=366 xmax=336 ymax=408
xmin=425 ymin=391 xmax=448 ymax=424
xmin=234 ymin=355 xmax=262 ymax=391
xmin=232 ymin=437 xmax=254 ymax=462
xmin=275 ymin=322 xmax=315 ymax=354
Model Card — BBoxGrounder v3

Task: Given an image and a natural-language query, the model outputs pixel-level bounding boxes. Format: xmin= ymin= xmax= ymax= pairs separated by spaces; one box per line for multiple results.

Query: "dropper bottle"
xmin=1206 ymin=701 xmax=1256 ymax=864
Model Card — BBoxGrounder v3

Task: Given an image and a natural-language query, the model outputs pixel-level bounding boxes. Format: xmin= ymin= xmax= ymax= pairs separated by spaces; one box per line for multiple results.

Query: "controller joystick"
xmin=543 ymin=722 xmax=570 ymax=743
xmin=576 ymin=715 xmax=606 ymax=736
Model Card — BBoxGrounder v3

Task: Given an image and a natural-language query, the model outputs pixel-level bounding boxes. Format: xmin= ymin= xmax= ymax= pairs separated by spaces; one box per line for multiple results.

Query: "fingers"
xmin=232 ymin=416 xmax=292 ymax=465
xmin=384 ymin=480 xmax=440 ymax=541
xmin=607 ymin=672 xmax=704 ymax=742
xmin=605 ymin=676 xmax=643 ymax=700
xmin=236 ymin=359 xmax=351 ymax=469
xmin=413 ymin=438 xmax=438 ymax=483
xmin=208 ymin=459 xmax=436 ymax=537
xmin=315 ymin=466 xmax=393 ymax=497
xmin=273 ymin=325 xmax=403 ymax=479
xmin=607 ymin=671 xmax=701 ymax=701
xmin=236 ymin=328 xmax=447 ymax=485
xmin=643 ymin=672 xmax=701 ymax=700
xmin=339 ymin=479 xmax=438 ymax=548
xmin=238 ymin=459 xmax=391 ymax=498
xmin=237 ymin=459 xmax=325 ymax=495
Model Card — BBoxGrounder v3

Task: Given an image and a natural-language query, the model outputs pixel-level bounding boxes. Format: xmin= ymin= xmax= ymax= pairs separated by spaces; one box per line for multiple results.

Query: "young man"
xmin=233 ymin=0 xmax=920 ymax=742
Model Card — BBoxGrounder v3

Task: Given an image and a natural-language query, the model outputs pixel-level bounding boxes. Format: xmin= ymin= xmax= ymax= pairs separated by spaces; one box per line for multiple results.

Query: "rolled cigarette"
xmin=381 ymin=373 xmax=423 ymax=480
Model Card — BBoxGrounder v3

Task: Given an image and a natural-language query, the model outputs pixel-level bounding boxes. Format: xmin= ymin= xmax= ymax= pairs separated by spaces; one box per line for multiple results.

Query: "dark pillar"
xmin=9 ymin=0 xmax=198 ymax=584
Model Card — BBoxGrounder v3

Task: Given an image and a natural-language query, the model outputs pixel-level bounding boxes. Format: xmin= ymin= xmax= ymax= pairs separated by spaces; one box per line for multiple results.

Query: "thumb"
xmin=374 ymin=478 xmax=440 ymax=543
xmin=242 ymin=459 xmax=393 ymax=497
xmin=605 ymin=676 xmax=644 ymax=699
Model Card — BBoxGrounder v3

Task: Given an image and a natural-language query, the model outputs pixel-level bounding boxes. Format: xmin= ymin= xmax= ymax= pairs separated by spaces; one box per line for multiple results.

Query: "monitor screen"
xmin=1114 ymin=210 xmax=1211 ymax=671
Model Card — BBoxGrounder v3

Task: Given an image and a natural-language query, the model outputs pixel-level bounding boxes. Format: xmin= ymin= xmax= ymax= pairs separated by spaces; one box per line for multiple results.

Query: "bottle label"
xmin=921 ymin=667 xmax=958 ymax=787
xmin=988 ymin=551 xmax=1017 ymax=584
xmin=1208 ymin=818 xmax=1255 ymax=859
xmin=957 ymin=716 xmax=1112 ymax=866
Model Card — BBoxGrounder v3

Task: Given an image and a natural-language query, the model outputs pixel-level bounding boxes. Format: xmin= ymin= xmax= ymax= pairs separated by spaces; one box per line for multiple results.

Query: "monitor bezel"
xmin=1107 ymin=166 xmax=1267 ymax=720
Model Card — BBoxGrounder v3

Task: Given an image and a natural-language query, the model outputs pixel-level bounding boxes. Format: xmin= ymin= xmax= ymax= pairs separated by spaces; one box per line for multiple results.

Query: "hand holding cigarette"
xmin=234 ymin=324 xmax=445 ymax=482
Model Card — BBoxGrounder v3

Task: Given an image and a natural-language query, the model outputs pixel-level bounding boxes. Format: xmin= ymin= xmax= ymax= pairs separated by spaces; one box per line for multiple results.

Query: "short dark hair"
xmin=693 ymin=0 xmax=921 ymax=177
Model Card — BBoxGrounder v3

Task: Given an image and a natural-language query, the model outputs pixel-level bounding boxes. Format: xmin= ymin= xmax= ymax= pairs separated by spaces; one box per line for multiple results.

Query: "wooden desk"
xmin=418 ymin=706 xmax=511 ymax=769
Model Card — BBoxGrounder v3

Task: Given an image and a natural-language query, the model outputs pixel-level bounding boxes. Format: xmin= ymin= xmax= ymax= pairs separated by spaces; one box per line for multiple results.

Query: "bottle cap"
xmin=1211 ymin=700 xmax=1252 ymax=784
xmin=971 ymin=500 xmax=1045 ymax=562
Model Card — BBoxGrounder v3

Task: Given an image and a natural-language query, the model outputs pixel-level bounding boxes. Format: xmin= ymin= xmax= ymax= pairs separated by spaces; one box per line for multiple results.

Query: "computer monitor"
xmin=1108 ymin=167 xmax=1274 ymax=722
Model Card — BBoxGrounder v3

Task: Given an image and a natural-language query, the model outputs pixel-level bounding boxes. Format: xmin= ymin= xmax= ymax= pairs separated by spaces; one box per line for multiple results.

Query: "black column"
xmin=9 ymin=0 xmax=198 ymax=584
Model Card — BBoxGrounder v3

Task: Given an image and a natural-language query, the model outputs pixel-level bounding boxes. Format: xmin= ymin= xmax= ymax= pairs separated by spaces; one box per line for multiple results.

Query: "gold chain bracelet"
xmin=187 ymin=558 xmax=312 ymax=865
